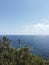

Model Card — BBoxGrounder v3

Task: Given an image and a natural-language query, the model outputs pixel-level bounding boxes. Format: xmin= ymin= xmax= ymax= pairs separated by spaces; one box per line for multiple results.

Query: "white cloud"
xmin=19 ymin=24 xmax=49 ymax=35
xmin=0 ymin=23 xmax=49 ymax=35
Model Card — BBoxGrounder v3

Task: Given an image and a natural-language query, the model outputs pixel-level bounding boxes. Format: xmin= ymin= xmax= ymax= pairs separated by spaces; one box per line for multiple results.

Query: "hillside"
xmin=0 ymin=36 xmax=49 ymax=65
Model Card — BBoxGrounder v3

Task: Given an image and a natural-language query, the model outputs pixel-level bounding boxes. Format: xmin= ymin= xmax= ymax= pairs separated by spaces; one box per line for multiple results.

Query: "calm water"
xmin=0 ymin=35 xmax=49 ymax=59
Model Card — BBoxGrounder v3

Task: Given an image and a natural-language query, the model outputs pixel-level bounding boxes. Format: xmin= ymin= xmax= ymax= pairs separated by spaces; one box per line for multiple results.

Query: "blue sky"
xmin=0 ymin=0 xmax=49 ymax=35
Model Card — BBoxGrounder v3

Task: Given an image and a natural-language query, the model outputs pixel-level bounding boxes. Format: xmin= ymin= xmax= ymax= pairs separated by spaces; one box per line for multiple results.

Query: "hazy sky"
xmin=0 ymin=0 xmax=49 ymax=35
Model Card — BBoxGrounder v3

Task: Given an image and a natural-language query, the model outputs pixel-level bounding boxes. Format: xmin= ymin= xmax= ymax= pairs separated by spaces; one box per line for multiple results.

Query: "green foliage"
xmin=0 ymin=36 xmax=49 ymax=65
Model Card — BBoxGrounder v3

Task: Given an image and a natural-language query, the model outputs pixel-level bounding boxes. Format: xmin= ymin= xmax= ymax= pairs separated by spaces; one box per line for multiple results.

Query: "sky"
xmin=0 ymin=0 xmax=49 ymax=35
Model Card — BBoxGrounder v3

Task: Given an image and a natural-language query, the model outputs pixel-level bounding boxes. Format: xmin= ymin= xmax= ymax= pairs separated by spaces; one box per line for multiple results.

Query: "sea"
xmin=0 ymin=35 xmax=49 ymax=59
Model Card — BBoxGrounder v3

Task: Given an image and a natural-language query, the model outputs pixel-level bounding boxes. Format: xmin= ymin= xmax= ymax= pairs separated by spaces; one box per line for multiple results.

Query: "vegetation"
xmin=0 ymin=36 xmax=49 ymax=65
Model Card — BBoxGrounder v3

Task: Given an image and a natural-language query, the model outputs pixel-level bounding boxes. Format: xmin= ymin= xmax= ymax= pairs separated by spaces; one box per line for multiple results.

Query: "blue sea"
xmin=0 ymin=35 xmax=49 ymax=59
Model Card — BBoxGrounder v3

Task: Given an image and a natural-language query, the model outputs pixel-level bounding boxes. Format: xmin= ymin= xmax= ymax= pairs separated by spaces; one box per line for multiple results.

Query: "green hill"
xmin=0 ymin=36 xmax=49 ymax=65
